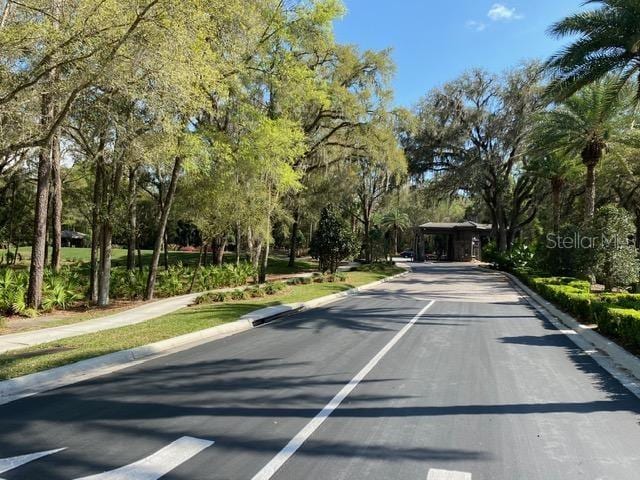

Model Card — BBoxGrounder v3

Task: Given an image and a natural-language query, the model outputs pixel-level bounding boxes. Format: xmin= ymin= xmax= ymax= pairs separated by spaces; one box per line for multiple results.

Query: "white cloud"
xmin=466 ymin=20 xmax=487 ymax=32
xmin=487 ymin=3 xmax=523 ymax=21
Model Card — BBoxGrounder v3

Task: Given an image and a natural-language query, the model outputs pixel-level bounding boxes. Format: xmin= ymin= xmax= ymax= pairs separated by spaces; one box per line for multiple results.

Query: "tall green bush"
xmin=588 ymin=205 xmax=639 ymax=291
xmin=310 ymin=205 xmax=358 ymax=273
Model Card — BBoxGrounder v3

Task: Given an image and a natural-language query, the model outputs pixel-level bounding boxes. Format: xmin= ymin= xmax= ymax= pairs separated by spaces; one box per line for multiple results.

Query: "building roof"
xmin=419 ymin=221 xmax=492 ymax=232
xmin=61 ymin=230 xmax=88 ymax=240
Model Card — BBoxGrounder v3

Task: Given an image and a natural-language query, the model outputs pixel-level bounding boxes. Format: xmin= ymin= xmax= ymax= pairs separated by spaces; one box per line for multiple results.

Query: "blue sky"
xmin=333 ymin=0 xmax=587 ymax=107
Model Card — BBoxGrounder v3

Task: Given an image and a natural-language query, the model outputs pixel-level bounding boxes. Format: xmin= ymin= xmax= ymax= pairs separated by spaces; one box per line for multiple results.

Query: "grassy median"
xmin=0 ymin=266 xmax=403 ymax=380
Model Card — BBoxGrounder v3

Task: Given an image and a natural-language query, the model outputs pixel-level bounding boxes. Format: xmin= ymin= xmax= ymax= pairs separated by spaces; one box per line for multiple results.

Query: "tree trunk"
xmin=137 ymin=244 xmax=143 ymax=271
xmin=89 ymin=152 xmax=104 ymax=303
xmin=44 ymin=187 xmax=52 ymax=266
xmin=287 ymin=207 xmax=300 ymax=267
xmin=163 ymin=231 xmax=169 ymax=270
xmin=96 ymin=159 xmax=123 ymax=307
xmin=145 ymin=156 xmax=182 ymax=301
xmin=26 ymin=106 xmax=53 ymax=309
xmin=551 ymin=178 xmax=563 ymax=233
xmin=189 ymin=243 xmax=205 ymax=293
xmin=363 ymin=212 xmax=371 ymax=263
xmin=584 ymin=162 xmax=597 ymax=220
xmin=394 ymin=227 xmax=399 ymax=256
xmin=6 ymin=178 xmax=16 ymax=264
xmin=496 ymin=202 xmax=508 ymax=252
xmin=254 ymin=239 xmax=263 ymax=273
xmin=126 ymin=166 xmax=138 ymax=270
xmin=97 ymin=219 xmax=113 ymax=307
xmin=1 ymin=0 xmax=13 ymax=27
xmin=635 ymin=207 xmax=640 ymax=249
xmin=235 ymin=223 xmax=241 ymax=266
xmin=259 ymin=216 xmax=270 ymax=284
xmin=50 ymin=132 xmax=62 ymax=272
xmin=213 ymin=236 xmax=227 ymax=266
xmin=27 ymin=0 xmax=61 ymax=308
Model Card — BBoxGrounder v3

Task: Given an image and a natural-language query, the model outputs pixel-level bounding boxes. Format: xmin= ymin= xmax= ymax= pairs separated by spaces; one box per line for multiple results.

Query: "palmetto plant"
xmin=534 ymin=78 xmax=629 ymax=219
xmin=42 ymin=269 xmax=83 ymax=311
xmin=0 ymin=269 xmax=29 ymax=315
xmin=547 ymin=0 xmax=640 ymax=101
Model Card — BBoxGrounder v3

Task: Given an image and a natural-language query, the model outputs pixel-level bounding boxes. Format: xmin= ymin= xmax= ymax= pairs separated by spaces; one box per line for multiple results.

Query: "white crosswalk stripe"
xmin=75 ymin=436 xmax=214 ymax=480
xmin=427 ymin=468 xmax=472 ymax=480
xmin=0 ymin=448 xmax=66 ymax=478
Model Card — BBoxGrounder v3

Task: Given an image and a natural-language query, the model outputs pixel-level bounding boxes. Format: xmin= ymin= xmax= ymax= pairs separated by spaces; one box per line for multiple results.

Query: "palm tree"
xmin=535 ymin=78 xmax=628 ymax=220
xmin=527 ymin=152 xmax=581 ymax=232
xmin=546 ymin=0 xmax=640 ymax=101
xmin=380 ymin=209 xmax=410 ymax=255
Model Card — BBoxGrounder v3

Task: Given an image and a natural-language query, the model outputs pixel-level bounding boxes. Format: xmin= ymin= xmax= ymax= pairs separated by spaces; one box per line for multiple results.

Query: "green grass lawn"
xmin=0 ymin=267 xmax=404 ymax=380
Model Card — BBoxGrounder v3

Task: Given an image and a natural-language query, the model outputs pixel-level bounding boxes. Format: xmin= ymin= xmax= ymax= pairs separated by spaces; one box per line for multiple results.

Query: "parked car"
xmin=400 ymin=250 xmax=414 ymax=258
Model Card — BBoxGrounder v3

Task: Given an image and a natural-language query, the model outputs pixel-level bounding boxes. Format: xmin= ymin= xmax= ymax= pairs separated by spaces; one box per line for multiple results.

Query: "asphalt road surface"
xmin=1 ymin=262 xmax=640 ymax=480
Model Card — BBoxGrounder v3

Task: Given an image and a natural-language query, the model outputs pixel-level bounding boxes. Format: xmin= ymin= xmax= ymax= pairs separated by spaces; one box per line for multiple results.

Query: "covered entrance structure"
xmin=415 ymin=221 xmax=492 ymax=262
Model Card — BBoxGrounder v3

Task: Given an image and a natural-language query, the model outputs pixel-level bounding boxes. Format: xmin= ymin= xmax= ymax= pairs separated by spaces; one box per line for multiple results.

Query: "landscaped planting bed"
xmin=517 ymin=273 xmax=640 ymax=351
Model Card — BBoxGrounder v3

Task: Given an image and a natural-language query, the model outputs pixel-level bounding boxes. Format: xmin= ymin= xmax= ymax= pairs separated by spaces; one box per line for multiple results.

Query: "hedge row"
xmin=516 ymin=273 xmax=640 ymax=350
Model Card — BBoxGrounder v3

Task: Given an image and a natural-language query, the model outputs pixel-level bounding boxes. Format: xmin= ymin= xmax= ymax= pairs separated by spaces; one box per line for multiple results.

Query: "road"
xmin=1 ymin=262 xmax=640 ymax=479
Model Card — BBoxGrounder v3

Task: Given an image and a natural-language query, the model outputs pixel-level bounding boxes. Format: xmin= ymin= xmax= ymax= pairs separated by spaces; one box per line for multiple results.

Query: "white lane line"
xmin=251 ymin=300 xmax=436 ymax=480
xmin=0 ymin=448 xmax=66 ymax=475
xmin=75 ymin=436 xmax=214 ymax=480
xmin=427 ymin=468 xmax=472 ymax=480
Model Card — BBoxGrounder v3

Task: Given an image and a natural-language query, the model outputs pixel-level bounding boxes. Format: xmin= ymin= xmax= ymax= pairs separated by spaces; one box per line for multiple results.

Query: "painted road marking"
xmin=251 ymin=300 xmax=437 ymax=480
xmin=427 ymin=468 xmax=472 ymax=480
xmin=0 ymin=448 xmax=65 ymax=477
xmin=76 ymin=436 xmax=214 ymax=480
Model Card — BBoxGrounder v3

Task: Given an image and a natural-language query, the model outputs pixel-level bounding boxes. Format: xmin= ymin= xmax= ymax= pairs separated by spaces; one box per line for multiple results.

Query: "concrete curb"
xmin=487 ymin=267 xmax=640 ymax=399
xmin=0 ymin=268 xmax=408 ymax=406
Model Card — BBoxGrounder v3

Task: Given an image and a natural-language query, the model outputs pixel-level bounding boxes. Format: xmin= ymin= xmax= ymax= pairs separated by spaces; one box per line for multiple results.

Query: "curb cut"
xmin=486 ymin=267 xmax=640 ymax=399
xmin=0 ymin=269 xmax=408 ymax=406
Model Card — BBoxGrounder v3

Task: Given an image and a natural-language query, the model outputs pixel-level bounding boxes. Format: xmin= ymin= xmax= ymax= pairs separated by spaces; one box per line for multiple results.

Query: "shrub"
xmin=540 ymin=224 xmax=590 ymax=277
xmin=523 ymin=273 xmax=640 ymax=349
xmin=247 ymin=286 xmax=266 ymax=298
xmin=193 ymin=262 xmax=257 ymax=292
xmin=528 ymin=276 xmax=593 ymax=321
xmin=111 ymin=268 xmax=146 ymax=299
xmin=593 ymin=307 xmax=640 ymax=348
xmin=310 ymin=205 xmax=358 ymax=273
xmin=230 ymin=289 xmax=249 ymax=301
xmin=613 ymin=308 xmax=640 ymax=348
xmin=42 ymin=274 xmax=82 ymax=311
xmin=334 ymin=271 xmax=347 ymax=282
xmin=195 ymin=291 xmax=230 ymax=304
xmin=483 ymin=242 xmax=536 ymax=273
xmin=212 ymin=291 xmax=230 ymax=302
xmin=585 ymin=205 xmax=640 ymax=290
xmin=0 ymin=269 xmax=28 ymax=315
xmin=156 ymin=263 xmax=190 ymax=297
xmin=264 ymin=282 xmax=286 ymax=295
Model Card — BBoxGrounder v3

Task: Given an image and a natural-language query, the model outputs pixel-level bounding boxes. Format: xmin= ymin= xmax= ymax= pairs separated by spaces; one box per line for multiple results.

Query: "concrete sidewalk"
xmin=0 ymin=274 xmax=316 ymax=355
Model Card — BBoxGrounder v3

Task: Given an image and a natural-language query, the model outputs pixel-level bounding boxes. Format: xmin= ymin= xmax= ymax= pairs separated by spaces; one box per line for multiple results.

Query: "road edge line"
xmin=487 ymin=268 xmax=640 ymax=399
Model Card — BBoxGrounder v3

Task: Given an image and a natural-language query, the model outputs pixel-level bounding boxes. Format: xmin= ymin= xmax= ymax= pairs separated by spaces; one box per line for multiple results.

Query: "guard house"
xmin=61 ymin=230 xmax=88 ymax=248
xmin=417 ymin=221 xmax=492 ymax=262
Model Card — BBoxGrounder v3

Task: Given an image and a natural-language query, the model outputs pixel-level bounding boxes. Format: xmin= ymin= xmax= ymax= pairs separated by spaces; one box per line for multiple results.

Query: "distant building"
xmin=61 ymin=230 xmax=88 ymax=248
xmin=417 ymin=221 xmax=492 ymax=262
